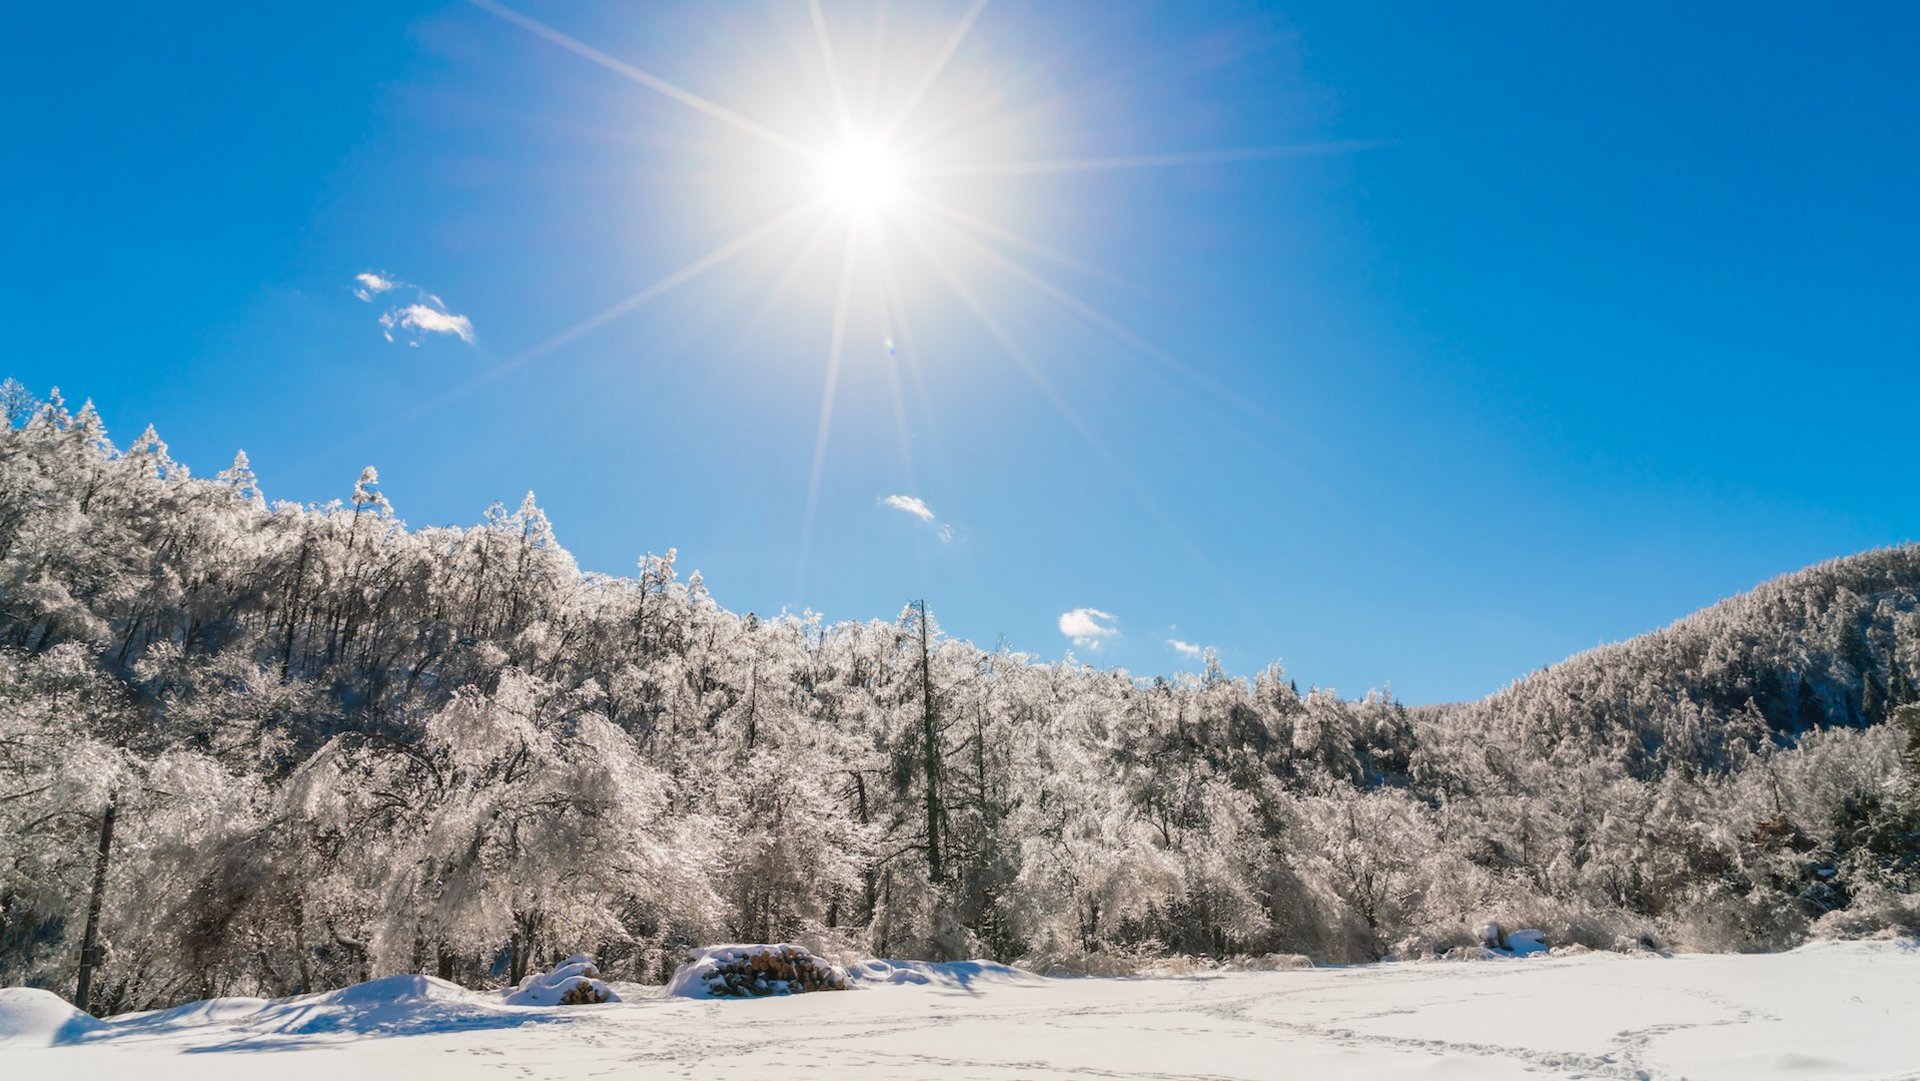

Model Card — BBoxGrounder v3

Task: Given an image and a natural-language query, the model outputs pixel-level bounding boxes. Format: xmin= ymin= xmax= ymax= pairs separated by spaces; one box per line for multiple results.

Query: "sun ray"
xmin=808 ymin=0 xmax=854 ymax=129
xmin=902 ymin=190 xmax=1124 ymax=286
xmin=908 ymin=202 xmax=1338 ymax=496
xmin=879 ymin=0 xmax=989 ymax=142
xmin=794 ymin=226 xmax=862 ymax=600
xmin=869 ymin=235 xmax=917 ymax=494
xmin=468 ymin=0 xmax=818 ymax=160
xmin=904 ymin=194 xmax=1280 ymax=430
xmin=860 ymin=1 xmax=891 ymax=130
xmin=470 ymin=200 xmax=822 ymax=390
xmin=896 ymin=215 xmax=1284 ymax=640
xmin=886 ymin=74 xmax=1021 ymax=164
xmin=328 ymin=200 xmax=820 ymax=460
xmin=737 ymin=210 xmax=845 ymax=342
xmin=917 ymin=139 xmax=1390 ymax=179
xmin=873 ymin=225 xmax=946 ymax=479
xmin=892 ymin=217 xmax=1106 ymax=474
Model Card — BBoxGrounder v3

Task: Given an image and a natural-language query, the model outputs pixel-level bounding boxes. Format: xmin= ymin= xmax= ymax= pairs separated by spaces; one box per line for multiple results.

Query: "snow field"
xmin=2 ymin=939 xmax=1914 ymax=1080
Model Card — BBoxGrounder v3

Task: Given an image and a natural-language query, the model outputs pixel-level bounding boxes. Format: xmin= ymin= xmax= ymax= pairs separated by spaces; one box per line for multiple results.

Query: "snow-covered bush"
xmin=1237 ymin=952 xmax=1315 ymax=971
xmin=1810 ymin=885 xmax=1920 ymax=940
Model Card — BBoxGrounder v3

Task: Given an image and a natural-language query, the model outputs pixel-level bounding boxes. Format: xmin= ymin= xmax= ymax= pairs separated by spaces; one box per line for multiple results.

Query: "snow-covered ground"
xmin=4 ymin=940 xmax=1916 ymax=1080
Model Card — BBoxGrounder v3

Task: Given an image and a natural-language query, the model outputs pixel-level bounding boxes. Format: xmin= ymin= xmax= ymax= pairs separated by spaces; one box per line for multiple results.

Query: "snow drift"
xmin=0 ymin=988 xmax=104 ymax=1047
xmin=845 ymin=957 xmax=1039 ymax=988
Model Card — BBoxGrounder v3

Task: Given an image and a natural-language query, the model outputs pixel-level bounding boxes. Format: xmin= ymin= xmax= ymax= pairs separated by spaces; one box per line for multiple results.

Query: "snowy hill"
xmin=1448 ymin=545 xmax=1920 ymax=750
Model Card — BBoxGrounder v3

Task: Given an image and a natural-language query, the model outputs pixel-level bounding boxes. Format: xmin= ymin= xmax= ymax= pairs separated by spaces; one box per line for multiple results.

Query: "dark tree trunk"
xmin=916 ymin=601 xmax=942 ymax=883
xmin=292 ymin=901 xmax=313 ymax=994
xmin=73 ymin=791 xmax=117 ymax=1012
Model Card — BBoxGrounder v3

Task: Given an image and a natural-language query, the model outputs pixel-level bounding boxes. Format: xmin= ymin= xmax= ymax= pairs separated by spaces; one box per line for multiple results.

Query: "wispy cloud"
xmin=881 ymin=494 xmax=954 ymax=542
xmin=353 ymin=271 xmax=396 ymax=301
xmin=354 ymin=270 xmax=475 ymax=346
xmin=381 ymin=304 xmax=475 ymax=344
xmin=882 ymin=494 xmax=936 ymax=522
xmin=1059 ymin=607 xmax=1118 ymax=649
xmin=1168 ymin=638 xmax=1206 ymax=659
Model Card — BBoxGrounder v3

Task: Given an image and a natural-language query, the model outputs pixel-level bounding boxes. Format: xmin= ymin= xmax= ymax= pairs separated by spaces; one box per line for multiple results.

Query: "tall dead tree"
xmin=73 ymin=790 xmax=117 ymax=1011
xmin=912 ymin=600 xmax=943 ymax=882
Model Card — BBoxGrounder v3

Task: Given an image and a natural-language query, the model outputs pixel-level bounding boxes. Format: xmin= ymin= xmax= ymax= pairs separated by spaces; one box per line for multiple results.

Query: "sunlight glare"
xmin=816 ymin=136 xmax=902 ymax=215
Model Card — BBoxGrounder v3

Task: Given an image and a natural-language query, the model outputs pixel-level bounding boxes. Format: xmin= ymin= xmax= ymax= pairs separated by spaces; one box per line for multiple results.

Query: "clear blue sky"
xmin=6 ymin=2 xmax=1916 ymax=702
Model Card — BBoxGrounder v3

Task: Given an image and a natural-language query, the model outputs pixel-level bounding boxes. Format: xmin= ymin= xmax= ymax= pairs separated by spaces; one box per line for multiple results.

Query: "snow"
xmin=1504 ymin=928 xmax=1550 ymax=955
xmin=0 ymin=988 xmax=102 ymax=1047
xmin=4 ymin=940 xmax=1916 ymax=1079
xmin=844 ymin=957 xmax=1037 ymax=987
xmin=503 ymin=954 xmax=620 ymax=1006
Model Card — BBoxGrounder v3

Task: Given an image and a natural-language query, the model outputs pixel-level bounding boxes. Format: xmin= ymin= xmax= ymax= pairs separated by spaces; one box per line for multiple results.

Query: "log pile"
xmin=505 ymin=953 xmax=621 ymax=1006
xmin=676 ymin=944 xmax=850 ymax=998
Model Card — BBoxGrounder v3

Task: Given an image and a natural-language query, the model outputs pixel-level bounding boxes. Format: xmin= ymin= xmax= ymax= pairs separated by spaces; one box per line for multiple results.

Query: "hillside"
xmin=1456 ymin=546 xmax=1920 ymax=752
xmin=0 ymin=385 xmax=1915 ymax=1015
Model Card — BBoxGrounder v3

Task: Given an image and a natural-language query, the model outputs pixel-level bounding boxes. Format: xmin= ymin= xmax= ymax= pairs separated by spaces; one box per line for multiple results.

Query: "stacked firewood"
xmin=557 ymin=977 xmax=608 ymax=1005
xmin=691 ymin=945 xmax=850 ymax=998
xmin=505 ymin=953 xmax=621 ymax=1006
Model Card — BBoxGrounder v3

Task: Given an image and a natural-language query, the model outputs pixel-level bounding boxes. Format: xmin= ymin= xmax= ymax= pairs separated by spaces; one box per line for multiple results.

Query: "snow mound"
xmin=1504 ymin=929 xmax=1549 ymax=956
xmin=239 ymin=974 xmax=532 ymax=1037
xmin=1467 ymin=923 xmax=1551 ymax=958
xmin=669 ymin=944 xmax=850 ymax=998
xmin=10 ymin=974 xmax=582 ymax=1049
xmin=97 ymin=995 xmax=274 ymax=1042
xmin=845 ymin=958 xmax=1039 ymax=988
xmin=505 ymin=954 xmax=621 ymax=1006
xmin=0 ymin=988 xmax=104 ymax=1047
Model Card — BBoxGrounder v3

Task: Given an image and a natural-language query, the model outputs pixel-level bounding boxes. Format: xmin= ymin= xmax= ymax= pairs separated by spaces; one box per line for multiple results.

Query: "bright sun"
xmin=816 ymin=136 xmax=902 ymax=215
xmin=469 ymin=0 xmax=1296 ymax=588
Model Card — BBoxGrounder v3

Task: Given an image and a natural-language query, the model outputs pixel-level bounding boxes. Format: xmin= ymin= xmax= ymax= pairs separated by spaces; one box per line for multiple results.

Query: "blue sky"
xmin=5 ymin=2 xmax=1916 ymax=702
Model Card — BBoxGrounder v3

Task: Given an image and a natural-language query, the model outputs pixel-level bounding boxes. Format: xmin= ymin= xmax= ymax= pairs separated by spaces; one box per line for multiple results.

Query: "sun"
xmin=815 ymin=135 xmax=902 ymax=216
xmin=464 ymin=0 xmax=1314 ymax=598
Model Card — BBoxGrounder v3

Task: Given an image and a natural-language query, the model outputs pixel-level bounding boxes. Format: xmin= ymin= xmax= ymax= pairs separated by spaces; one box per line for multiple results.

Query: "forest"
xmin=2 ymin=381 xmax=1916 ymax=1015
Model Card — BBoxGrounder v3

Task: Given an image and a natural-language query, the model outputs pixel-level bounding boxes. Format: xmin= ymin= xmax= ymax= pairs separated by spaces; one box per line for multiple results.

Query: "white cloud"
xmin=881 ymin=494 xmax=935 ymax=522
xmin=1168 ymin=639 xmax=1206 ymax=659
xmin=880 ymin=494 xmax=955 ymax=543
xmin=353 ymin=271 xmax=396 ymax=301
xmin=354 ymin=271 xmax=475 ymax=346
xmin=1059 ymin=607 xmax=1118 ymax=649
xmin=381 ymin=304 xmax=476 ymax=345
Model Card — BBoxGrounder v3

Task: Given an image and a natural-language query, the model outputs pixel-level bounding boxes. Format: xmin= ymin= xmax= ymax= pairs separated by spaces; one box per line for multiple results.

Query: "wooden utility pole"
xmin=73 ymin=790 xmax=117 ymax=1011
xmin=914 ymin=600 xmax=942 ymax=882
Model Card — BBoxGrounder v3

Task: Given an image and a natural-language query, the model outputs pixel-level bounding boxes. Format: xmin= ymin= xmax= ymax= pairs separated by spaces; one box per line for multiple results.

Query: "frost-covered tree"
xmin=2 ymin=383 xmax=1919 ymax=1010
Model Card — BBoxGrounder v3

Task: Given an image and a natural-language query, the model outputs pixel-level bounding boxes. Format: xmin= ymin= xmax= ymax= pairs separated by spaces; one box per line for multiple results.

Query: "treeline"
xmin=0 ymin=382 xmax=1915 ymax=1015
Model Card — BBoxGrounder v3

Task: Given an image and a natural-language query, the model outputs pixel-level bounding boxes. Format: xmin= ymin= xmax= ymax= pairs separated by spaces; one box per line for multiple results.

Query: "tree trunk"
xmin=916 ymin=601 xmax=942 ymax=883
xmin=73 ymin=791 xmax=117 ymax=1012
xmin=852 ymin=770 xmax=877 ymax=920
xmin=509 ymin=909 xmax=542 ymax=986
xmin=292 ymin=901 xmax=313 ymax=994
